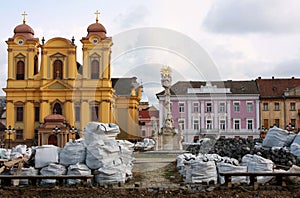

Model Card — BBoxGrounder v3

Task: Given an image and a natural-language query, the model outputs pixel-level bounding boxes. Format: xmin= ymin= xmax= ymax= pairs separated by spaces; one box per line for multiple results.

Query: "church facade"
xmin=3 ymin=13 xmax=142 ymax=147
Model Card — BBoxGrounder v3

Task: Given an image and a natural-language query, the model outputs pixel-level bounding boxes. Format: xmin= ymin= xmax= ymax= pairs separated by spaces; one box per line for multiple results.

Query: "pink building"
xmin=138 ymin=105 xmax=159 ymax=139
xmin=157 ymin=81 xmax=260 ymax=142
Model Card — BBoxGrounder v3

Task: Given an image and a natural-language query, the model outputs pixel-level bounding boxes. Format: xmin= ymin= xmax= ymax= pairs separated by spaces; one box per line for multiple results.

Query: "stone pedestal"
xmin=157 ymin=127 xmax=183 ymax=150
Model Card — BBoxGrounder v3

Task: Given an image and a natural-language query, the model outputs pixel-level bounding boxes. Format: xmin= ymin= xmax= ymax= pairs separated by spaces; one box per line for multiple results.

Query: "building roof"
xmin=256 ymin=77 xmax=300 ymax=98
xmin=139 ymin=106 xmax=159 ymax=119
xmin=156 ymin=80 xmax=259 ymax=97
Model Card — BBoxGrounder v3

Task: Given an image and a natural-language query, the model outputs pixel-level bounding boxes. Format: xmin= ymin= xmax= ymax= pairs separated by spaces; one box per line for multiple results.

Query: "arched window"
xmin=53 ymin=103 xmax=62 ymax=115
xmin=91 ymin=60 xmax=99 ymax=79
xmin=34 ymin=55 xmax=38 ymax=75
xmin=16 ymin=60 xmax=25 ymax=80
xmin=53 ymin=60 xmax=63 ymax=79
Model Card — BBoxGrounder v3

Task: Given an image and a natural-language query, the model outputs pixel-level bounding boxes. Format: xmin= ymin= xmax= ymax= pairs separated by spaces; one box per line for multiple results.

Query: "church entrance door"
xmin=48 ymin=134 xmax=58 ymax=146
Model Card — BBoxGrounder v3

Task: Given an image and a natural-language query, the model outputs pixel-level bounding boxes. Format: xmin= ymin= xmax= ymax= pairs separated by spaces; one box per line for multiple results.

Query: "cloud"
xmin=271 ymin=59 xmax=300 ymax=77
xmin=203 ymin=0 xmax=300 ymax=34
xmin=114 ymin=5 xmax=150 ymax=29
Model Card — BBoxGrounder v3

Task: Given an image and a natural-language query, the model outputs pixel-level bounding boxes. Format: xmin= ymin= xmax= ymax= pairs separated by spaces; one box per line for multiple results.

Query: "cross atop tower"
xmin=94 ymin=10 xmax=100 ymax=23
xmin=22 ymin=11 xmax=27 ymax=24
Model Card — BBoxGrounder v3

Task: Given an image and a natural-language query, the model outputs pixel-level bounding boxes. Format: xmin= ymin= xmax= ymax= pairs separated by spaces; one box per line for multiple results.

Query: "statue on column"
xmin=158 ymin=66 xmax=182 ymax=150
xmin=161 ymin=66 xmax=175 ymax=134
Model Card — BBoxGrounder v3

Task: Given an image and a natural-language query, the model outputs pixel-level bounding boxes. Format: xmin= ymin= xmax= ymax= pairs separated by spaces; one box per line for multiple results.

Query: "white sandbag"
xmin=291 ymin=133 xmax=300 ymax=158
xmin=291 ymin=143 xmax=300 ymax=159
xmin=262 ymin=126 xmax=294 ymax=148
xmin=202 ymin=154 xmax=222 ymax=162
xmin=292 ymin=132 xmax=300 ymax=144
xmin=59 ymin=142 xmax=86 ymax=166
xmin=219 ymin=156 xmax=239 ymax=166
xmin=35 ymin=145 xmax=60 ymax=168
xmin=242 ymin=154 xmax=274 ymax=184
xmin=185 ymin=160 xmax=217 ymax=184
xmin=12 ymin=145 xmax=27 ymax=155
xmin=40 ymin=163 xmax=66 ymax=185
xmin=117 ymin=140 xmax=134 ymax=155
xmin=287 ymin=165 xmax=300 ymax=184
xmin=84 ymin=122 xmax=120 ymax=146
xmin=0 ymin=149 xmax=11 ymax=159
xmin=19 ymin=167 xmax=39 ymax=185
xmin=177 ymin=154 xmax=198 ymax=177
xmin=94 ymin=164 xmax=127 ymax=184
xmin=217 ymin=162 xmax=248 ymax=184
xmin=67 ymin=163 xmax=91 ymax=185
xmin=86 ymin=142 xmax=120 ymax=170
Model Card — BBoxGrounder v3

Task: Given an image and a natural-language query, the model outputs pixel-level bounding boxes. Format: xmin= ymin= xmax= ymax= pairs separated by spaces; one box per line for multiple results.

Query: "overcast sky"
xmin=1 ymin=0 xmax=300 ymax=105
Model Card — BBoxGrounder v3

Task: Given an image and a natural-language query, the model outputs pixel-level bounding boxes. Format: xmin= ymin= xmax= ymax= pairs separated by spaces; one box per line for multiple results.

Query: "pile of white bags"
xmin=84 ymin=122 xmax=134 ymax=184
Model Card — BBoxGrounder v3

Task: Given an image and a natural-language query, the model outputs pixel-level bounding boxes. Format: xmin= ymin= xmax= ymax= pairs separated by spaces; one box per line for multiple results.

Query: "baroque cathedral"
xmin=3 ymin=12 xmax=142 ymax=147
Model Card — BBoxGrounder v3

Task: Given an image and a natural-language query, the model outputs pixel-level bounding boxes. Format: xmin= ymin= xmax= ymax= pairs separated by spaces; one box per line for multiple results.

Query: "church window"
xmin=16 ymin=107 xmax=24 ymax=121
xmin=16 ymin=60 xmax=25 ymax=80
xmin=91 ymin=60 xmax=99 ymax=79
xmin=16 ymin=130 xmax=23 ymax=140
xmin=53 ymin=103 xmax=62 ymax=115
xmin=53 ymin=60 xmax=63 ymax=79
xmin=75 ymin=106 xmax=81 ymax=122
xmin=35 ymin=106 xmax=40 ymax=122
xmin=34 ymin=55 xmax=38 ymax=75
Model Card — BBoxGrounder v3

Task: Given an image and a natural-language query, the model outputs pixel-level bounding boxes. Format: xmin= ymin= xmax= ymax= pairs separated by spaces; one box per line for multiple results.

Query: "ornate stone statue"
xmin=160 ymin=66 xmax=175 ymax=132
xmin=157 ymin=66 xmax=182 ymax=150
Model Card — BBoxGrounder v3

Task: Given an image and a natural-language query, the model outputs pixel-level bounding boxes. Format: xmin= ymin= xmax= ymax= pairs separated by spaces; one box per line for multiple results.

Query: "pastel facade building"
xmin=157 ymin=81 xmax=260 ymax=142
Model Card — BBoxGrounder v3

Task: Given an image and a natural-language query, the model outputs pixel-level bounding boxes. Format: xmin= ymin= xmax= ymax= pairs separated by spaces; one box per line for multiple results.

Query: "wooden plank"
xmin=0 ymin=175 xmax=94 ymax=179
xmin=219 ymin=172 xmax=300 ymax=177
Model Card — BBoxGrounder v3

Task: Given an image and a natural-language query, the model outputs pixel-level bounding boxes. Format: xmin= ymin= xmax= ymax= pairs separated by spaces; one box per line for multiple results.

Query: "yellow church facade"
xmin=3 ymin=13 xmax=142 ymax=147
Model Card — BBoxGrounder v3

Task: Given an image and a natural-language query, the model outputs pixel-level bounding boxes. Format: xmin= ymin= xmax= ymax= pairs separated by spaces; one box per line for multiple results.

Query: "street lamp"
xmin=69 ymin=126 xmax=78 ymax=142
xmin=5 ymin=125 xmax=15 ymax=149
xmin=52 ymin=126 xmax=61 ymax=134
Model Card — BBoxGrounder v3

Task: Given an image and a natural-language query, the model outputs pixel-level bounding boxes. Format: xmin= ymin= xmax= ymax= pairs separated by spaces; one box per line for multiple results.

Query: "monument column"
xmin=158 ymin=66 xmax=182 ymax=150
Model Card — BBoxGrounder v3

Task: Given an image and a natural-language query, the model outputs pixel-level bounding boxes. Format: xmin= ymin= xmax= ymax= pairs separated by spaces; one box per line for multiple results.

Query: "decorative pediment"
xmin=40 ymin=80 xmax=73 ymax=90
xmin=50 ymin=52 xmax=66 ymax=59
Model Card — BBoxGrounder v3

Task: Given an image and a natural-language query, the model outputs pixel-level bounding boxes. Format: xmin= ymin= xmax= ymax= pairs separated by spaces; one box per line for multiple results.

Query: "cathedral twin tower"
xmin=4 ymin=12 xmax=141 ymax=146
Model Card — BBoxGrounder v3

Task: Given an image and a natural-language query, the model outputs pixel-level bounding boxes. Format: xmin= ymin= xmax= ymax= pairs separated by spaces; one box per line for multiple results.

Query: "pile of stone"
xmin=190 ymin=127 xmax=300 ymax=168
xmin=0 ymin=122 xmax=135 ymax=186
xmin=178 ymin=127 xmax=300 ymax=184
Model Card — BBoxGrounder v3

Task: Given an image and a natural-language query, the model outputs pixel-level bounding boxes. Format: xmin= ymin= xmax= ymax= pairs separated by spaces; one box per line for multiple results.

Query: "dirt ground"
xmin=1 ymin=153 xmax=300 ymax=197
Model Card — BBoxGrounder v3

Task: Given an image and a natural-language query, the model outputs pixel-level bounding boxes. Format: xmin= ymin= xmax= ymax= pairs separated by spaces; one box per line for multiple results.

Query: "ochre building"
xmin=256 ymin=77 xmax=300 ymax=134
xmin=3 ymin=13 xmax=142 ymax=147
